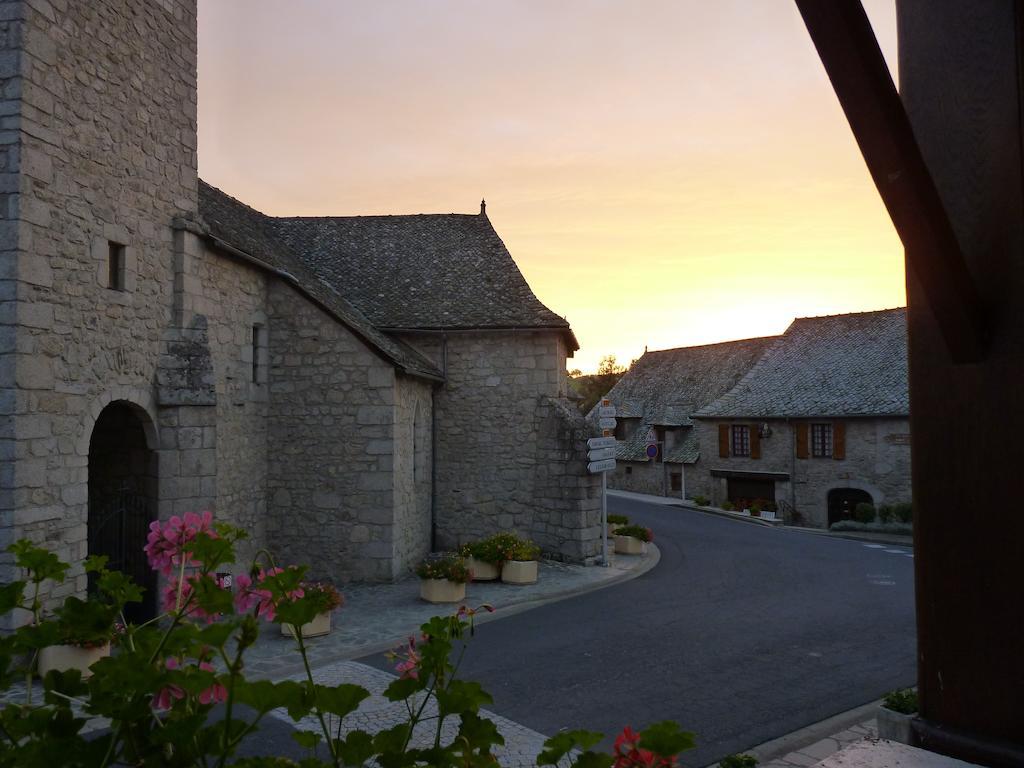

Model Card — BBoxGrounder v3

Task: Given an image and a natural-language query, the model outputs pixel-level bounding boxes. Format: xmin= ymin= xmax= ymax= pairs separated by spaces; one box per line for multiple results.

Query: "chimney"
xmin=480 ymin=198 xmax=487 ymax=216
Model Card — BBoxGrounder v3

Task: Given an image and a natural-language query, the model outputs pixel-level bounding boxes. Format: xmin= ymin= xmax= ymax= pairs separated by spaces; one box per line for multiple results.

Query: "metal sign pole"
xmin=601 ymin=470 xmax=608 ymax=566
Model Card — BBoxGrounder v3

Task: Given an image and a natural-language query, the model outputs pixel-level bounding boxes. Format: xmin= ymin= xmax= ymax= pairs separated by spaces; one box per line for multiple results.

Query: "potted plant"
xmin=606 ymin=514 xmax=629 ymax=537
xmin=749 ymin=502 xmax=762 ymax=518
xmin=877 ymin=688 xmax=918 ymax=744
xmin=417 ymin=555 xmax=471 ymax=603
xmin=458 ymin=537 xmax=504 ymax=581
xmin=281 ymin=581 xmax=343 ymax=638
xmin=501 ymin=540 xmax=541 ymax=585
xmin=614 ymin=524 xmax=652 ymax=555
xmin=721 ymin=500 xmax=735 ymax=511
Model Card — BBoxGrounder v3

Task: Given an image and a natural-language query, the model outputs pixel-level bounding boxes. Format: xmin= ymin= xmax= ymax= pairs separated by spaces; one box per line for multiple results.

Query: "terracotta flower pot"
xmin=501 ymin=560 xmax=538 ymax=585
xmin=614 ymin=535 xmax=646 ymax=555
xmin=38 ymin=642 xmax=110 ymax=679
xmin=281 ymin=611 xmax=332 ymax=638
xmin=420 ymin=578 xmax=466 ymax=603
xmin=467 ymin=557 xmax=501 ymax=581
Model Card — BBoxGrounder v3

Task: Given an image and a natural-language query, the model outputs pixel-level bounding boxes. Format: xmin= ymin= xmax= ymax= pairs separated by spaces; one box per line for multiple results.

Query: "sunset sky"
xmin=197 ymin=1 xmax=903 ymax=373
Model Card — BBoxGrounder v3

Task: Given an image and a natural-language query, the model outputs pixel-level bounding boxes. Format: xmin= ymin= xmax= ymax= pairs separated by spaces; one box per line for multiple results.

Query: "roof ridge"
xmin=643 ymin=334 xmax=782 ymax=356
xmin=274 ymin=212 xmax=483 ymax=221
xmin=792 ymin=306 xmax=907 ymax=322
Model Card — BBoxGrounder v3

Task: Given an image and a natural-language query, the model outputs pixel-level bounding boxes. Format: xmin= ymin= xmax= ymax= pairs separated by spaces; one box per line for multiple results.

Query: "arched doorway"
xmin=88 ymin=401 xmax=158 ymax=621
xmin=827 ymin=487 xmax=874 ymax=527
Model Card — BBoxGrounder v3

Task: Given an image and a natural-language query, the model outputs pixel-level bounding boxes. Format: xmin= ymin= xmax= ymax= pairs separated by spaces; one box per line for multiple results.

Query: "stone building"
xmin=600 ymin=309 xmax=910 ymax=528
xmin=0 ymin=0 xmax=599 ymax=619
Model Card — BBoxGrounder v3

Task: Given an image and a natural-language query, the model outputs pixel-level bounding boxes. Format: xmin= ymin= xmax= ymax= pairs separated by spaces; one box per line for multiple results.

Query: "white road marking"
xmin=863 ymin=544 xmax=887 ymax=549
xmin=885 ymin=549 xmax=907 ymax=554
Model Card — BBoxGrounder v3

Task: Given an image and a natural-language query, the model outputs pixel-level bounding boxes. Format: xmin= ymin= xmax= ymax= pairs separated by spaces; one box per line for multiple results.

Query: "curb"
xmin=726 ymin=698 xmax=883 ymax=767
xmin=782 ymin=526 xmax=914 ymax=548
xmin=672 ymin=502 xmax=779 ymax=528
xmin=268 ymin=544 xmax=661 ymax=678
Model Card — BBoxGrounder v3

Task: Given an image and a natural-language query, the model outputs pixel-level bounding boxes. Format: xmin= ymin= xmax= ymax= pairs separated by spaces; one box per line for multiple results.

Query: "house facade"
xmin=601 ymin=309 xmax=910 ymax=528
xmin=0 ymin=0 xmax=600 ymax=620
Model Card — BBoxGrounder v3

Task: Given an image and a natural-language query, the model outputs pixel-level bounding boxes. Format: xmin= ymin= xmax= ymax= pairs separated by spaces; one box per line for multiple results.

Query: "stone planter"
xmin=420 ymin=578 xmax=466 ymax=603
xmin=501 ymin=560 xmax=538 ymax=585
xmin=38 ymin=643 xmax=110 ymax=679
xmin=467 ymin=557 xmax=501 ymax=581
xmin=614 ymin=535 xmax=647 ymax=555
xmin=877 ymin=706 xmax=917 ymax=745
xmin=281 ymin=611 xmax=332 ymax=638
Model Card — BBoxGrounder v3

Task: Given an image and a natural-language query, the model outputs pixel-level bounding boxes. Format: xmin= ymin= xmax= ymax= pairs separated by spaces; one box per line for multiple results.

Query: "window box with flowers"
xmin=417 ymin=555 xmax=472 ymax=603
xmin=614 ymin=524 xmax=653 ymax=555
xmin=280 ymin=581 xmax=343 ymax=638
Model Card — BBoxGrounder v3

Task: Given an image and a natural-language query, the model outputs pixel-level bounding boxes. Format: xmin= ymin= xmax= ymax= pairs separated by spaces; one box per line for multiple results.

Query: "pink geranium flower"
xmin=144 ymin=511 xmax=216 ymax=576
xmin=386 ymin=636 xmax=422 ymax=680
xmin=153 ymin=657 xmax=228 ymax=710
xmin=613 ymin=726 xmax=678 ymax=767
xmin=234 ymin=568 xmax=303 ymax=622
xmin=161 ymin=572 xmax=228 ymax=622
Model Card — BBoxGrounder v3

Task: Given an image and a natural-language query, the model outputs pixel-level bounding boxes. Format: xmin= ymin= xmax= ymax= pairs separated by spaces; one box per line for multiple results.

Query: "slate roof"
xmin=270 ymin=212 xmax=576 ymax=348
xmin=595 ymin=336 xmax=777 ymax=462
xmin=197 ymin=181 xmax=443 ymax=382
xmin=695 ymin=308 xmax=908 ymax=418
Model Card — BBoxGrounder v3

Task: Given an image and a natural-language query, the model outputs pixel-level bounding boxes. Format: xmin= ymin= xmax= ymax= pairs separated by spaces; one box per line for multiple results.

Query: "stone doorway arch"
xmin=88 ymin=401 xmax=159 ymax=621
xmin=827 ymin=487 xmax=874 ymax=527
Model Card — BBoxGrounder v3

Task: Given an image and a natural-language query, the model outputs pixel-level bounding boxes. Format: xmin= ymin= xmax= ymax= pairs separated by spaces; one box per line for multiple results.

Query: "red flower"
xmin=234 ymin=568 xmax=304 ymax=622
xmin=613 ymin=726 xmax=678 ymax=767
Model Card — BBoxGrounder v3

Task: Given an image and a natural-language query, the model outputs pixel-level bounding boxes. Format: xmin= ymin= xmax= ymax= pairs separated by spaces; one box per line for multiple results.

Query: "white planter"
xmin=614 ymin=535 xmax=647 ymax=555
xmin=281 ymin=611 xmax=332 ymax=638
xmin=38 ymin=643 xmax=110 ymax=679
xmin=877 ymin=706 xmax=916 ymax=745
xmin=420 ymin=578 xmax=466 ymax=603
xmin=467 ymin=557 xmax=501 ymax=581
xmin=501 ymin=560 xmax=538 ymax=585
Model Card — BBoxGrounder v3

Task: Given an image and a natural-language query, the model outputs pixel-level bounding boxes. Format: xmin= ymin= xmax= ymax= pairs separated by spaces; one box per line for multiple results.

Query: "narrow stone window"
xmin=251 ymin=325 xmax=262 ymax=383
xmin=108 ymin=242 xmax=126 ymax=290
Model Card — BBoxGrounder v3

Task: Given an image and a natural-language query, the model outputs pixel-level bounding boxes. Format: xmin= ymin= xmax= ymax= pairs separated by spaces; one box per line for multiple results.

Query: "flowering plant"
xmin=615 ymin=524 xmax=653 ymax=543
xmin=509 ymin=540 xmax=541 ymax=561
xmin=607 ymin=514 xmax=630 ymax=526
xmin=301 ymin=581 xmax=344 ymax=614
xmin=416 ymin=554 xmax=472 ymax=583
xmin=0 ymin=514 xmax=692 ymax=767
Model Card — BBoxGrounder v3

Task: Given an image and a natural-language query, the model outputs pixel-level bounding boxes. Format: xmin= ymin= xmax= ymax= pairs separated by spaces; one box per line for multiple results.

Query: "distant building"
xmin=597 ymin=309 xmax=911 ymax=528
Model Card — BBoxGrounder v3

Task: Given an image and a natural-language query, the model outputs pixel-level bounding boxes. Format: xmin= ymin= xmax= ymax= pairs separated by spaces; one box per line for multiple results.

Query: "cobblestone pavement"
xmin=757 ymin=721 xmax=878 ymax=768
xmin=243 ymin=549 xmax=657 ymax=680
xmin=270 ymin=660 xmax=554 ymax=768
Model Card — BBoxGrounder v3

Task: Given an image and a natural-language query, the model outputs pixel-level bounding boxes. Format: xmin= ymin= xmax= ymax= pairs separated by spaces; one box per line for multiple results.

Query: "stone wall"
xmin=402 ymin=330 xmax=602 ymax=562
xmin=692 ymin=417 xmax=912 ymax=527
xmin=265 ymin=280 xmax=410 ymax=583
xmin=0 ymin=0 xmax=199 ymax=607
xmin=392 ymin=374 xmax=433 ymax=576
xmin=609 ymin=460 xmax=686 ymax=499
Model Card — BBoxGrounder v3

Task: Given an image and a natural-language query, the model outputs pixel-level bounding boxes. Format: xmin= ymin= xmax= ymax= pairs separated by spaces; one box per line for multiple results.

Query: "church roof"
xmin=197 ymin=181 xmax=444 ymax=382
xmin=270 ymin=212 xmax=575 ymax=347
xmin=696 ymin=308 xmax=908 ymax=418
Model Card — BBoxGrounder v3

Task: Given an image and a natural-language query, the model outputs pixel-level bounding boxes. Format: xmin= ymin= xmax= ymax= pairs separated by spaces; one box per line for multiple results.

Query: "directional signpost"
xmin=588 ymin=399 xmax=617 ymax=566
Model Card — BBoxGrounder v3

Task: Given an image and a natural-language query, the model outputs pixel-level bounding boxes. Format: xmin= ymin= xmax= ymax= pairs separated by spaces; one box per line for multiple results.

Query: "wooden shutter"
xmin=718 ymin=424 xmax=730 ymax=458
xmin=833 ymin=421 xmax=846 ymax=460
xmin=795 ymin=423 xmax=809 ymax=459
xmin=749 ymin=424 xmax=761 ymax=459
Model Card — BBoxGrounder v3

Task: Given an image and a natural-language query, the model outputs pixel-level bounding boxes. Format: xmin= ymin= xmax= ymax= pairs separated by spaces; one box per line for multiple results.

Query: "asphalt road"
xmin=361 ymin=496 xmax=917 ymax=765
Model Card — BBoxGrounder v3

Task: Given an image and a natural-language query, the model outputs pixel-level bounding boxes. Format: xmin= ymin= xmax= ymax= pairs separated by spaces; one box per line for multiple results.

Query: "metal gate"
xmin=88 ymin=489 xmax=157 ymax=621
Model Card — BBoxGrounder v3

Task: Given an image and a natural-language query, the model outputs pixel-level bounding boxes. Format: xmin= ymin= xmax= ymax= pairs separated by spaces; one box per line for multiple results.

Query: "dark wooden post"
xmin=796 ymin=1 xmax=1024 ymax=763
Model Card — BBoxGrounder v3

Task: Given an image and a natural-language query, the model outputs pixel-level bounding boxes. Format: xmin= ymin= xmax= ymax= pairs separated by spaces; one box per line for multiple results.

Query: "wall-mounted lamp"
xmin=759 ymin=423 xmax=772 ymax=438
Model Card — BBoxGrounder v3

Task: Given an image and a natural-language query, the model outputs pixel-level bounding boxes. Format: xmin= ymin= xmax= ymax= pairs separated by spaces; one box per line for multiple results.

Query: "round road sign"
xmin=646 ymin=443 xmax=658 ymax=459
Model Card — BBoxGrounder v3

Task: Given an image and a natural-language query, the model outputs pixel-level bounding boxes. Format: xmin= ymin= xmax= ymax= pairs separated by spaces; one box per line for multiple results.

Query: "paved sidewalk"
xmin=244 ymin=545 xmax=659 ymax=680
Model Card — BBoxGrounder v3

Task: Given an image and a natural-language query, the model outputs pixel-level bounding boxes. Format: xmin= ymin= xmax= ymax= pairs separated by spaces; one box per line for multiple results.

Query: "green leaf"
xmin=83 ymin=555 xmax=109 ymax=573
xmin=382 ymin=676 xmax=423 ymax=702
xmin=335 ymin=729 xmax=376 ymax=766
xmin=455 ymin=711 xmax=505 ymax=752
xmin=435 ymin=680 xmax=492 ymax=717
xmin=538 ymin=730 xmax=604 ymax=765
xmin=8 ymin=540 xmax=69 ymax=583
xmin=312 ymin=683 xmax=369 ymax=718
xmin=0 ymin=581 xmax=25 ymax=614
xmin=372 ymin=722 xmax=411 ymax=756
xmin=191 ymin=573 xmax=235 ymax=617
xmin=569 ymin=752 xmax=616 ymax=768
xmin=95 ymin=569 xmax=144 ymax=607
xmin=235 ymin=679 xmax=310 ymax=720
xmin=292 ymin=730 xmax=323 ymax=750
xmin=638 ymin=721 xmax=696 ymax=757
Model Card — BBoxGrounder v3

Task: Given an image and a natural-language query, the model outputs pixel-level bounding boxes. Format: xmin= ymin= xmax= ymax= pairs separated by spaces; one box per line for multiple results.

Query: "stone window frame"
xmin=245 ymin=312 xmax=269 ymax=400
xmin=811 ymin=422 xmax=834 ymax=458
xmin=731 ymin=425 xmax=751 ymax=457
xmin=92 ymin=225 xmax=136 ymax=305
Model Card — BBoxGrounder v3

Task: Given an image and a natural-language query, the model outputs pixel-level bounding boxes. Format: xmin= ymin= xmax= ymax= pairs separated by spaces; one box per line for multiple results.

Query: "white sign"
xmin=587 ymin=446 xmax=616 ymax=462
xmin=587 ymin=436 xmax=616 ymax=450
xmin=599 ymin=417 xmax=617 ymax=429
xmin=598 ymin=405 xmax=616 ymax=417
xmin=645 ymin=428 xmax=657 ymax=445
xmin=587 ymin=459 xmax=616 ymax=474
